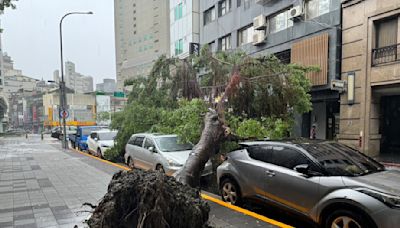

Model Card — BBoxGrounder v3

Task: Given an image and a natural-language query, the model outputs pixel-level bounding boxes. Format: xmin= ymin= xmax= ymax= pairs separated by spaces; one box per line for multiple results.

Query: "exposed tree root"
xmin=87 ymin=169 xmax=210 ymax=228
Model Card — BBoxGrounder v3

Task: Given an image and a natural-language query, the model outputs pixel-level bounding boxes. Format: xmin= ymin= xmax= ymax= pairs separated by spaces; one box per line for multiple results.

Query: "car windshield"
xmin=98 ymin=132 xmax=117 ymax=140
xmin=155 ymin=136 xmax=193 ymax=152
xmin=299 ymin=142 xmax=385 ymax=176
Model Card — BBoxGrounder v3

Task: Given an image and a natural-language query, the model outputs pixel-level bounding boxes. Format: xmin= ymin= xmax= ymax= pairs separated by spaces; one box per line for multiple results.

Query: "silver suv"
xmin=124 ymin=133 xmax=212 ymax=176
xmin=217 ymin=141 xmax=400 ymax=228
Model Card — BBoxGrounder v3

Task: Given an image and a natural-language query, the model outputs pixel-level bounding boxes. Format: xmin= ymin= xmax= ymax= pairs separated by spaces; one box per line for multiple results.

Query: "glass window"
xmin=244 ymin=0 xmax=251 ymax=9
xmin=144 ymin=138 xmax=155 ymax=150
xmin=98 ymin=132 xmax=117 ymax=140
xmin=219 ymin=34 xmax=231 ymax=51
xmin=219 ymin=0 xmax=232 ymax=17
xmin=375 ymin=17 xmax=398 ymax=48
xmin=204 ymin=6 xmax=216 ymax=25
xmin=175 ymin=39 xmax=184 ymax=55
xmin=133 ymin=136 xmax=144 ymax=147
xmin=238 ymin=25 xmax=254 ymax=46
xmin=175 ymin=3 xmax=183 ymax=21
xmin=155 ymin=136 xmax=193 ymax=152
xmin=237 ymin=0 xmax=241 ymax=7
xmin=306 ymin=0 xmax=330 ymax=19
xmin=270 ymin=9 xmax=293 ymax=34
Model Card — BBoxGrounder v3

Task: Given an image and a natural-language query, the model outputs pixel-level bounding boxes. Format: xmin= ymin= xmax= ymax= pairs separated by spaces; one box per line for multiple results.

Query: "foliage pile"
xmin=105 ymin=46 xmax=316 ymax=161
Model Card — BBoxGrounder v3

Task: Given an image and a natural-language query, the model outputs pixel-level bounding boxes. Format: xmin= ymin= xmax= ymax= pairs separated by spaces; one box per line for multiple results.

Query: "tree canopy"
xmin=105 ymin=46 xmax=317 ymax=161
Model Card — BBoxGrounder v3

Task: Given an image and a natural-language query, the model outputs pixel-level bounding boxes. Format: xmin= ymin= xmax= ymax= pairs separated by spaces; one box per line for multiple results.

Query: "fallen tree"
xmin=87 ymin=170 xmax=210 ymax=228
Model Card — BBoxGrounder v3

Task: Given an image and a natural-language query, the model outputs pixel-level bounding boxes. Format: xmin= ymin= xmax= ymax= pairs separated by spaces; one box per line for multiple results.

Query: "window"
xmin=133 ymin=136 xmax=144 ymax=147
xmin=375 ymin=17 xmax=398 ymax=48
xmin=306 ymin=0 xmax=330 ymax=19
xmin=237 ymin=0 xmax=241 ymax=7
xmin=219 ymin=0 xmax=232 ymax=17
xmin=269 ymin=9 xmax=293 ymax=34
xmin=219 ymin=34 xmax=231 ymax=51
xmin=204 ymin=6 xmax=216 ymax=25
xmin=144 ymin=138 xmax=155 ymax=150
xmin=238 ymin=25 xmax=254 ymax=46
xmin=248 ymin=146 xmax=310 ymax=170
xmin=175 ymin=39 xmax=184 ymax=55
xmin=174 ymin=3 xmax=183 ymax=21
xmin=244 ymin=0 xmax=251 ymax=9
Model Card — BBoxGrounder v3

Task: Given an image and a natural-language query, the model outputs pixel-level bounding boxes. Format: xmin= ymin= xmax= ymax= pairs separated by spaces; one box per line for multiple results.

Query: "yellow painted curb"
xmin=71 ymin=148 xmax=293 ymax=228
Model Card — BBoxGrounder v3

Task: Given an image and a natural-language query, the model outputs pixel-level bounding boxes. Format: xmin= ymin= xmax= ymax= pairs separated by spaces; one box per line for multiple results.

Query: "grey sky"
xmin=1 ymin=0 xmax=116 ymax=84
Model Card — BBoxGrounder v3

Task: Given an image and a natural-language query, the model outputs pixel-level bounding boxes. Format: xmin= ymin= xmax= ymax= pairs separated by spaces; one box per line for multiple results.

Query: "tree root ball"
xmin=87 ymin=170 xmax=210 ymax=228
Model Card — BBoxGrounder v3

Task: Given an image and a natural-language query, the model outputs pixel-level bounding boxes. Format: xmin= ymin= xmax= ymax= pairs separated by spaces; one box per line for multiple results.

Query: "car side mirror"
xmin=94 ymin=138 xmax=98 ymax=141
xmin=294 ymin=164 xmax=309 ymax=175
xmin=148 ymin=147 xmax=156 ymax=153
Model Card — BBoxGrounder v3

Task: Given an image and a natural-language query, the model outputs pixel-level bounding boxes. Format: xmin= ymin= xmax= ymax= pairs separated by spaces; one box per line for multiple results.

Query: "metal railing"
xmin=372 ymin=43 xmax=400 ymax=66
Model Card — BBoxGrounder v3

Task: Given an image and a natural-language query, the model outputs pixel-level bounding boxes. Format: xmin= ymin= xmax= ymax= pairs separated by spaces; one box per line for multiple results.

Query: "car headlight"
xmin=167 ymin=159 xmax=183 ymax=167
xmin=357 ymin=188 xmax=400 ymax=209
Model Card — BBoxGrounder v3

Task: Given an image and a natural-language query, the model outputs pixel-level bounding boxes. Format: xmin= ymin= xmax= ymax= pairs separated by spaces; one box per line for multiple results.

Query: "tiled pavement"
xmin=0 ymin=135 xmax=112 ymax=228
xmin=0 ymin=135 xmax=278 ymax=228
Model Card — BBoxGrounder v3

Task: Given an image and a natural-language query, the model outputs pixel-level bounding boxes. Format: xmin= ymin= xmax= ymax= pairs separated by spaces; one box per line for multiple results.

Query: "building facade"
xmin=43 ymin=91 xmax=96 ymax=127
xmin=339 ymin=0 xmax=400 ymax=157
xmin=169 ymin=0 xmax=200 ymax=58
xmin=55 ymin=61 xmax=94 ymax=94
xmin=96 ymin=78 xmax=117 ymax=93
xmin=200 ymin=0 xmax=341 ymax=140
xmin=114 ymin=0 xmax=170 ymax=90
xmin=0 ymin=27 xmax=7 ymax=133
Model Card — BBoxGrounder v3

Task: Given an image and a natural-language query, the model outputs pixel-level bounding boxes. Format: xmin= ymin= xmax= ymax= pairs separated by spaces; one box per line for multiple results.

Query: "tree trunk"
xmin=174 ymin=110 xmax=225 ymax=187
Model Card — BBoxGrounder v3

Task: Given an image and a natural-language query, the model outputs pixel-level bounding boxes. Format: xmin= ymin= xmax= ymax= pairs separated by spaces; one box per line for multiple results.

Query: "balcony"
xmin=372 ymin=43 xmax=400 ymax=66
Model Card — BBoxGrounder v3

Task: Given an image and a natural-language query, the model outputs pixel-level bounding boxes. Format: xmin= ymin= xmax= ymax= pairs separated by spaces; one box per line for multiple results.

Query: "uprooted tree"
xmin=89 ymin=46 xmax=317 ymax=227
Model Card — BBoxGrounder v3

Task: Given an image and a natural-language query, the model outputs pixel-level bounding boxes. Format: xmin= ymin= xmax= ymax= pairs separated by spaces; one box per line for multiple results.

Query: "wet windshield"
xmin=155 ymin=136 xmax=193 ymax=152
xmin=299 ymin=142 xmax=385 ymax=176
xmin=98 ymin=132 xmax=117 ymax=141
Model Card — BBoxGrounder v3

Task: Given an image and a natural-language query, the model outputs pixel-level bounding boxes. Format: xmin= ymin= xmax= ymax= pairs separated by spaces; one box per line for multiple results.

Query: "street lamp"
xmin=59 ymin=11 xmax=93 ymax=149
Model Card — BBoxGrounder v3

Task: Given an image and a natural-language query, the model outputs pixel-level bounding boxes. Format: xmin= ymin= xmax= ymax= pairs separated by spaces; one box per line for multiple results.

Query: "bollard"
xmin=41 ymin=132 xmax=44 ymax=140
xmin=25 ymin=133 xmax=28 ymax=139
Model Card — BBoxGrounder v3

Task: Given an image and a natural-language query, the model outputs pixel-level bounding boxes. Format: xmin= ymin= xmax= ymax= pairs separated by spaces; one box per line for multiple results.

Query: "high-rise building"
xmin=114 ymin=0 xmax=170 ymax=90
xmin=169 ymin=0 xmax=200 ymax=59
xmin=96 ymin=78 xmax=117 ymax=93
xmin=56 ymin=61 xmax=94 ymax=93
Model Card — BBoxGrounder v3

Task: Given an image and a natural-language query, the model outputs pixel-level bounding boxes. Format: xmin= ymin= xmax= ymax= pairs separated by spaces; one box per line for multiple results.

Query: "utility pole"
xmin=59 ymin=11 xmax=93 ymax=149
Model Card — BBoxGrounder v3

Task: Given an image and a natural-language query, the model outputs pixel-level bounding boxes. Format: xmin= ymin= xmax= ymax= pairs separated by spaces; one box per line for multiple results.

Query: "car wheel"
xmin=156 ymin=165 xmax=165 ymax=173
xmin=97 ymin=148 xmax=103 ymax=158
xmin=128 ymin=157 xmax=135 ymax=169
xmin=325 ymin=209 xmax=370 ymax=228
xmin=220 ymin=178 xmax=242 ymax=206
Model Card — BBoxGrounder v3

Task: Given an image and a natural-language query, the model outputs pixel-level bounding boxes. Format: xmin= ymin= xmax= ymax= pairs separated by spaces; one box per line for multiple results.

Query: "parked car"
xmin=124 ymin=133 xmax=212 ymax=176
xmin=69 ymin=126 xmax=106 ymax=151
xmin=51 ymin=127 xmax=61 ymax=139
xmin=87 ymin=129 xmax=118 ymax=158
xmin=217 ymin=140 xmax=400 ymax=228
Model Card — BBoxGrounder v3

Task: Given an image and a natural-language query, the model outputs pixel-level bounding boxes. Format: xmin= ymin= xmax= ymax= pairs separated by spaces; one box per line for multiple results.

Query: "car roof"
xmin=131 ymin=133 xmax=177 ymax=138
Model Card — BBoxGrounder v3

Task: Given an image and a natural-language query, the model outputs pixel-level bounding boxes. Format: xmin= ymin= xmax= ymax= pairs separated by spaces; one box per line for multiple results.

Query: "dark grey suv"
xmin=217 ymin=141 xmax=400 ymax=228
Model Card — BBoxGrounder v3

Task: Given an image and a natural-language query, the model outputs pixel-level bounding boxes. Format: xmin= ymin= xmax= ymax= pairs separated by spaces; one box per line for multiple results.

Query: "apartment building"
xmin=170 ymin=0 xmax=200 ymax=58
xmin=62 ymin=61 xmax=94 ymax=93
xmin=114 ymin=0 xmax=170 ymax=90
xmin=339 ymin=0 xmax=400 ymax=157
xmin=200 ymin=0 xmax=341 ymax=140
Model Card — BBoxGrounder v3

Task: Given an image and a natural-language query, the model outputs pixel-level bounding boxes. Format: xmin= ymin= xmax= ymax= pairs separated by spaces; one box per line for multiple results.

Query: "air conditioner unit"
xmin=252 ymin=33 xmax=266 ymax=46
xmin=288 ymin=5 xmax=304 ymax=20
xmin=253 ymin=15 xmax=267 ymax=30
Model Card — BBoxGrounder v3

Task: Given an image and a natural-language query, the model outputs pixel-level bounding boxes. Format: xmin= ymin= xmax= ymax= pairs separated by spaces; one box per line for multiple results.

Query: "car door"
xmin=261 ymin=145 xmax=323 ymax=215
xmin=237 ymin=146 xmax=276 ymax=199
xmin=129 ymin=136 xmax=147 ymax=169
xmin=141 ymin=137 xmax=158 ymax=169
xmin=87 ymin=132 xmax=97 ymax=153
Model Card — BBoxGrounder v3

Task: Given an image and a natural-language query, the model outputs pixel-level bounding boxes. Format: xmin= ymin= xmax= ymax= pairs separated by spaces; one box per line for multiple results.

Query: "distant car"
xmin=217 ymin=140 xmax=400 ymax=228
xmin=124 ymin=133 xmax=212 ymax=176
xmin=87 ymin=129 xmax=118 ymax=158
xmin=51 ymin=127 xmax=61 ymax=139
xmin=69 ymin=126 xmax=107 ymax=151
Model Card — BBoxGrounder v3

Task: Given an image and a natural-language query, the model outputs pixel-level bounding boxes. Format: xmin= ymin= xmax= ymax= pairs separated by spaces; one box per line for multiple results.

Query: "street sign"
xmin=189 ymin=43 xmax=200 ymax=56
xmin=59 ymin=110 xmax=69 ymax=119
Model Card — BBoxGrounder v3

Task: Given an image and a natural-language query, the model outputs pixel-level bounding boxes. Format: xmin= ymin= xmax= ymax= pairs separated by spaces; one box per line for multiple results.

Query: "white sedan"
xmin=87 ymin=129 xmax=118 ymax=157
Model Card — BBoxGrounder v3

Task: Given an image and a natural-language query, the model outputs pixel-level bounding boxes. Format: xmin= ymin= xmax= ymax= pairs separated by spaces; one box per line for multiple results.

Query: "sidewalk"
xmin=0 ymin=135 xmax=286 ymax=228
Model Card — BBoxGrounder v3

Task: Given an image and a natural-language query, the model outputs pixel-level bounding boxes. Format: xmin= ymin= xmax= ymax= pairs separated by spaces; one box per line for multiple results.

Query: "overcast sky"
xmin=1 ymin=0 xmax=116 ymax=84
